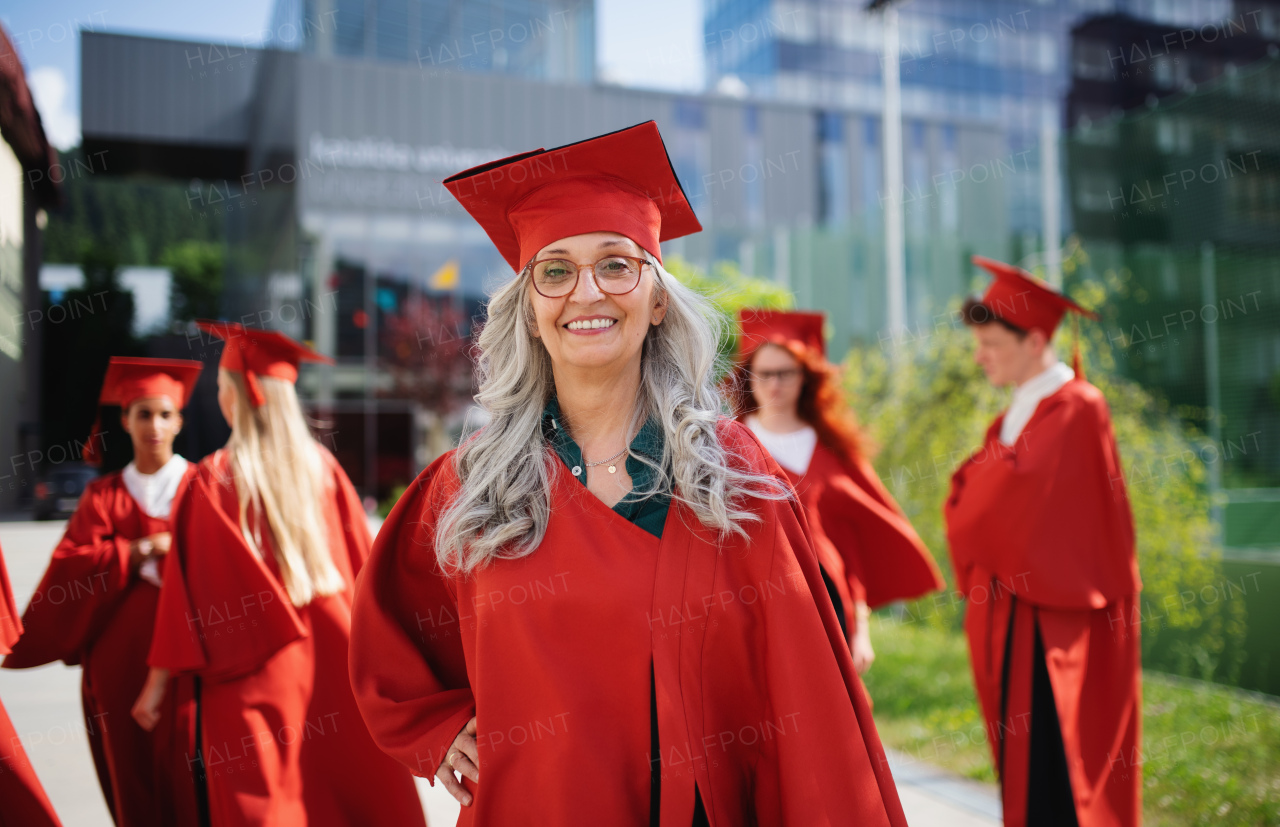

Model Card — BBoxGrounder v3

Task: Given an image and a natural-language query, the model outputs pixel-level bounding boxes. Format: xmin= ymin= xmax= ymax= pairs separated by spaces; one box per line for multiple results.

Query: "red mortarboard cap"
xmin=99 ymin=357 xmax=203 ymax=409
xmin=443 ymin=121 xmax=703 ymax=272
xmin=84 ymin=357 xmax=204 ymax=467
xmin=197 ymin=321 xmax=333 ymax=408
xmin=971 ymin=256 xmax=1098 ymax=336
xmin=737 ymin=308 xmax=827 ymax=361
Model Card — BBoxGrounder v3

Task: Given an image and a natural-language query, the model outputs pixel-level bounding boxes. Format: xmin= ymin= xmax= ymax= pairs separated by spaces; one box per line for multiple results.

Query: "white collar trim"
xmin=122 ymin=455 xmax=190 ymax=519
xmin=1000 ymin=362 xmax=1074 ymax=446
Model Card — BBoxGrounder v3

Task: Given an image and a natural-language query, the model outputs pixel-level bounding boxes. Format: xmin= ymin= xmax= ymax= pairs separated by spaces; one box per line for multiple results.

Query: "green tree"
xmin=42 ymin=147 xmax=221 ymax=266
xmin=162 ymin=240 xmax=225 ymax=321
xmin=663 ymin=256 xmax=793 ymax=366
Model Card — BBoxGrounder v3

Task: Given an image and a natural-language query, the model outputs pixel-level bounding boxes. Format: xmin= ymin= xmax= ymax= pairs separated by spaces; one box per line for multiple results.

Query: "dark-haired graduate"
xmin=945 ymin=257 xmax=1142 ymax=827
xmin=130 ymin=323 xmax=426 ymax=827
xmin=726 ymin=309 xmax=942 ymax=673
xmin=349 ymin=121 xmax=907 ymax=827
xmin=4 ymin=357 xmax=204 ymax=826
xmin=1 ymin=539 xmax=63 ymax=827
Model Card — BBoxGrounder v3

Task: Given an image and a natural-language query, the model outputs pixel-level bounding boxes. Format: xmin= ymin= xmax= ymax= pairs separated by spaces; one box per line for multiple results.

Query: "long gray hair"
xmin=435 ymin=257 xmax=789 ymax=574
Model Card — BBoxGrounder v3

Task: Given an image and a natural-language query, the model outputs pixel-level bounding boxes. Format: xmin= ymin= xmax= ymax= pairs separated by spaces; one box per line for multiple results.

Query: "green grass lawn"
xmin=861 ymin=618 xmax=1280 ymax=826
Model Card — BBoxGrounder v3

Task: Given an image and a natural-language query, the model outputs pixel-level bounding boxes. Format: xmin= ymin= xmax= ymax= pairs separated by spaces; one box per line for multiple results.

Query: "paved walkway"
xmin=1 ymin=520 xmax=997 ymax=826
xmin=890 ymin=748 xmax=1002 ymax=825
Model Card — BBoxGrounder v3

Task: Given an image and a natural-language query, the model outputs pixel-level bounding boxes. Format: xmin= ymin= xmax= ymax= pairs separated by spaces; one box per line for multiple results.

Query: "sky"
xmin=0 ymin=0 xmax=704 ymax=151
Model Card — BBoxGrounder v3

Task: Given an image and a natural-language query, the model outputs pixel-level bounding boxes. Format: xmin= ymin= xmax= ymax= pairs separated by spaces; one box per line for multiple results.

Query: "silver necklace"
xmin=583 ymin=445 xmax=628 ymax=474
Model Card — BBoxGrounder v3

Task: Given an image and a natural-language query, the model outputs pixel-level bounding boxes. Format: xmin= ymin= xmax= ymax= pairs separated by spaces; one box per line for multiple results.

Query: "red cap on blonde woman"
xmin=197 ymin=321 xmax=333 ymax=408
xmin=443 ymin=121 xmax=702 ymax=272
xmin=737 ymin=308 xmax=827 ymax=362
xmin=83 ymin=357 xmax=204 ymax=467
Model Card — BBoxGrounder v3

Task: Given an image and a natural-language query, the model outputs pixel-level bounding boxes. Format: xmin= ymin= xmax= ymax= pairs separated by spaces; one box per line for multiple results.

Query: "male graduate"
xmin=3 ymin=357 xmax=204 ymax=826
xmin=945 ymin=256 xmax=1142 ymax=827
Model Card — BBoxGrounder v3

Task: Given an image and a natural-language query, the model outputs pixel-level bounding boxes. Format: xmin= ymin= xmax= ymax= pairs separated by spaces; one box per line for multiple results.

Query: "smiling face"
xmin=528 ymin=232 xmax=668 ymax=376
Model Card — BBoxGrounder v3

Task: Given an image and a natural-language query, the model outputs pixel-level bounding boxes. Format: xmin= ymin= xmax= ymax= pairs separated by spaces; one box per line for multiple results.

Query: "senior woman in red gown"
xmin=349 ymin=121 xmax=908 ymax=827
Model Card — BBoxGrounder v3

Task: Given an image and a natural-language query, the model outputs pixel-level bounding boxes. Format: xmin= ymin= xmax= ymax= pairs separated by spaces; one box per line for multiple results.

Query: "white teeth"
xmin=567 ymin=318 xmax=616 ymax=330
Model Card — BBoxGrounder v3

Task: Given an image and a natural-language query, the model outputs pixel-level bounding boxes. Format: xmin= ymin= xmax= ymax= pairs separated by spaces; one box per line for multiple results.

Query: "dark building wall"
xmin=81 ymin=31 xmax=262 ymax=178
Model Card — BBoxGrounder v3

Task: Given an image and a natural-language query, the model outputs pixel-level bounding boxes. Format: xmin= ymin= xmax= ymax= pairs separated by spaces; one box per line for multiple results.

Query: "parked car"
xmin=33 ymin=463 xmax=99 ymax=520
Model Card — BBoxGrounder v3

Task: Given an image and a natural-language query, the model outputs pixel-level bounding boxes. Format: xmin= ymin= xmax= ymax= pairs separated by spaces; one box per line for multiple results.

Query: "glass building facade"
xmin=268 ymin=0 xmax=596 ymax=83
xmin=705 ymin=0 xmax=1266 ymax=237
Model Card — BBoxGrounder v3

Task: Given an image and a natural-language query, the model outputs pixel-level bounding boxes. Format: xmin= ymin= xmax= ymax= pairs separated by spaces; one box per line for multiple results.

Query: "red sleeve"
xmin=0 ymin=543 xmax=21 ymax=655
xmin=946 ymin=383 xmax=1139 ymax=608
xmin=149 ymin=461 xmax=309 ymax=681
xmin=349 ymin=454 xmax=476 ymax=781
xmin=2 ymin=480 xmax=134 ymax=667
xmin=148 ymin=471 xmax=208 ymax=674
xmin=946 ymin=397 xmax=1074 ymax=575
xmin=814 ymin=451 xmax=943 ymax=609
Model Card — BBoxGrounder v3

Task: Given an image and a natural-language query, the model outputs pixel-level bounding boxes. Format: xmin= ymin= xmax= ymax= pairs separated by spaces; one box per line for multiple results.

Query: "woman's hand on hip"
xmin=437 ymin=716 xmax=479 ymax=806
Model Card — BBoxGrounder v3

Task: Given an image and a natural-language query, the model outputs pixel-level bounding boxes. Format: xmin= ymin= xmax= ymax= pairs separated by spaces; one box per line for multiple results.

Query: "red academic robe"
xmin=783 ymin=442 xmax=942 ymax=637
xmin=0 ymin=541 xmax=63 ymax=827
xmin=945 ymin=378 xmax=1143 ymax=827
xmin=147 ymin=447 xmax=427 ymax=827
xmin=2 ymin=471 xmax=201 ymax=827
xmin=350 ymin=419 xmax=908 ymax=827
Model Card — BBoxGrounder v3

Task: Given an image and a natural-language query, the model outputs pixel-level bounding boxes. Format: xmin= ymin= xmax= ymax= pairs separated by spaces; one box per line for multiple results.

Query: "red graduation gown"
xmin=945 ymin=379 xmax=1143 ymax=827
xmin=350 ymin=419 xmax=908 ymax=827
xmin=0 ymin=541 xmax=62 ymax=827
xmin=782 ymin=442 xmax=942 ymax=636
xmin=147 ymin=447 xmax=426 ymax=827
xmin=2 ymin=471 xmax=200 ymax=827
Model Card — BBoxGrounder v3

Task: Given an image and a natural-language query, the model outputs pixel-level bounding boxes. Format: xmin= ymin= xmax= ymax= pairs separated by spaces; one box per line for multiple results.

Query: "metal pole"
xmin=364 ymin=258 xmax=377 ymax=504
xmin=882 ymin=5 xmax=906 ymax=349
xmin=1201 ymin=240 xmax=1223 ymax=547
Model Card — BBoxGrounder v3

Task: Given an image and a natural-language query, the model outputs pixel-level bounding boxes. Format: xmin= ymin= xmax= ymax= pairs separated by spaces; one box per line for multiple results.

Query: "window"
xmin=859 ymin=116 xmax=882 ymax=224
xmin=818 ymin=112 xmax=849 ymax=226
xmin=376 ymin=0 xmax=410 ymax=61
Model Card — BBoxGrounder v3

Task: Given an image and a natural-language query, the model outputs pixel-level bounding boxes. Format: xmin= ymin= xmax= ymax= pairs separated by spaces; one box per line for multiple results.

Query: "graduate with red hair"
xmin=726 ymin=310 xmax=943 ymax=672
xmin=4 ymin=357 xmax=204 ymax=826
xmin=947 ymin=257 xmax=1142 ymax=827
xmin=131 ymin=323 xmax=426 ymax=827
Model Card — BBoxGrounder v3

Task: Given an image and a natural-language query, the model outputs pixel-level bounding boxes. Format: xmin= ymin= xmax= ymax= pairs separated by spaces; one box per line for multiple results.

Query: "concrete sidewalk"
xmin=1 ymin=519 xmax=997 ymax=826
xmin=889 ymin=748 xmax=1002 ymax=825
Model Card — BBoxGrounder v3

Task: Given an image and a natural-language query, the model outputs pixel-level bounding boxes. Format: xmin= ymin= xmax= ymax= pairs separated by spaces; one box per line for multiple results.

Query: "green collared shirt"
xmin=541 ymin=398 xmax=671 ymax=538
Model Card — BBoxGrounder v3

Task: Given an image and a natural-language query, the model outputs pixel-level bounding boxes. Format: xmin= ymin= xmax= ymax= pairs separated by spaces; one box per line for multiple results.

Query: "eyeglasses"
xmin=526 ymin=255 xmax=649 ymax=298
xmin=751 ymin=368 xmax=803 ymax=384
